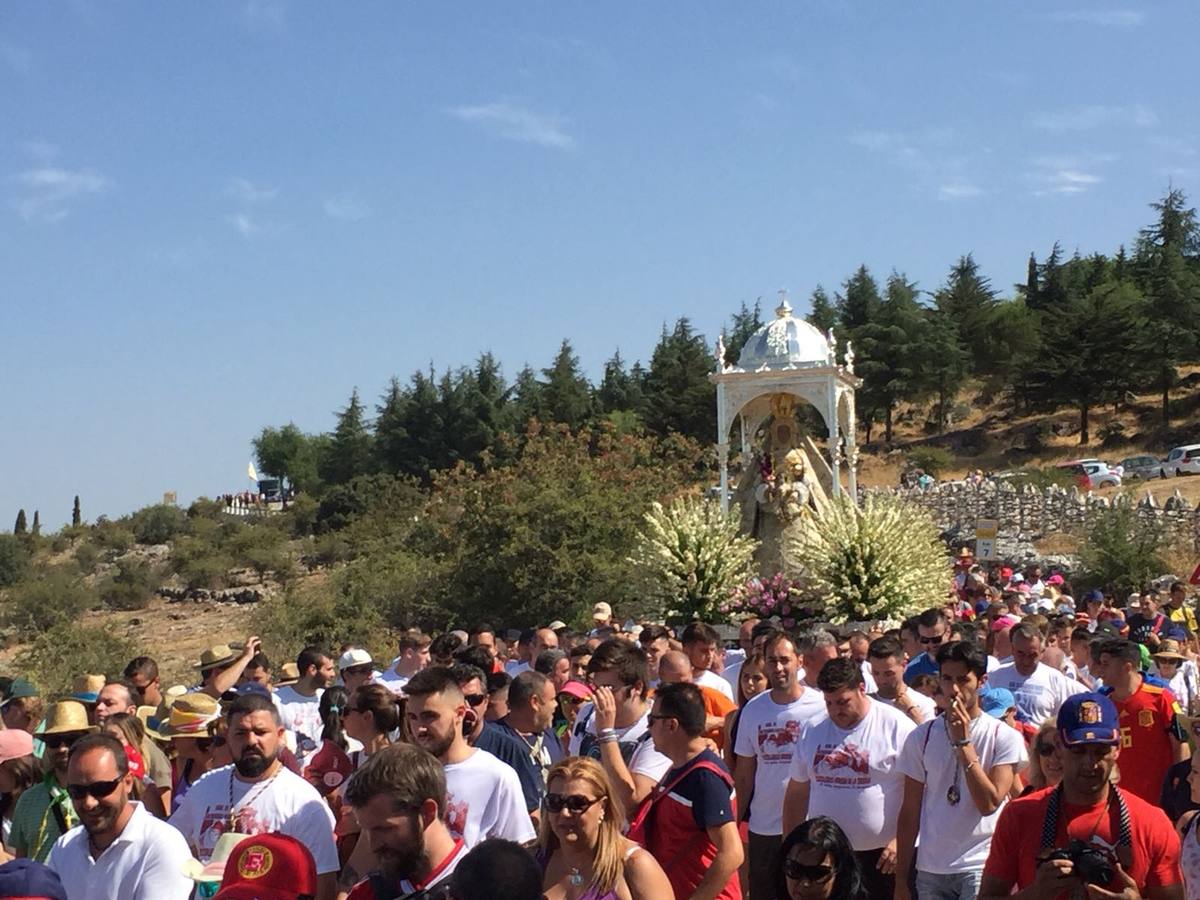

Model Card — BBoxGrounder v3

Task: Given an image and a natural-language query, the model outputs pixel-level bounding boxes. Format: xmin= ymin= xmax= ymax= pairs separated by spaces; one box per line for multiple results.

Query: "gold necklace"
xmin=227 ymin=764 xmax=281 ymax=831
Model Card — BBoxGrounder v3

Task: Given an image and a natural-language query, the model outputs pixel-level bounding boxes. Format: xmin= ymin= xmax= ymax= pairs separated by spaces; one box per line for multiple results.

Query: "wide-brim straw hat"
xmin=275 ymin=663 xmax=300 ymax=686
xmin=163 ymin=693 xmax=222 ymax=739
xmin=42 ymin=700 xmax=98 ymax=736
xmin=196 ymin=644 xmax=239 ymax=672
xmin=71 ymin=674 xmax=106 ymax=705
xmin=1154 ymin=639 xmax=1187 ymax=661
xmin=141 ymin=685 xmax=188 ymax=741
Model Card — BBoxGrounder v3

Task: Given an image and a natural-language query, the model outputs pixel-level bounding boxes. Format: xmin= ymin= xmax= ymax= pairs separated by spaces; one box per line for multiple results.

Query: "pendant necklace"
xmin=569 ymin=867 xmax=584 ymax=887
xmin=943 ymin=717 xmax=961 ymax=806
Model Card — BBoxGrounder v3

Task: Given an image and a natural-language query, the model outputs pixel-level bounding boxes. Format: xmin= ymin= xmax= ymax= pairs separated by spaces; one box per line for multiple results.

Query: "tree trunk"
xmin=1079 ymin=403 xmax=1090 ymax=445
xmin=1162 ymin=375 xmax=1171 ymax=428
xmin=937 ymin=386 xmax=947 ymax=433
xmin=885 ymin=404 xmax=894 ymax=444
xmin=864 ymin=418 xmax=874 ymax=445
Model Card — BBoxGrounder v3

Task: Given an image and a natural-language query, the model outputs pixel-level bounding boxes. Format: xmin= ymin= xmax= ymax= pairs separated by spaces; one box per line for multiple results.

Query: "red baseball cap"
xmin=212 ymin=833 xmax=317 ymax=900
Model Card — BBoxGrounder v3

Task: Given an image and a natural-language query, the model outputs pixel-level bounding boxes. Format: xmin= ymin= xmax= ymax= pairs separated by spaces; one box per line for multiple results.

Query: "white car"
xmin=1057 ymin=459 xmax=1123 ymax=489
xmin=1160 ymin=445 xmax=1200 ymax=478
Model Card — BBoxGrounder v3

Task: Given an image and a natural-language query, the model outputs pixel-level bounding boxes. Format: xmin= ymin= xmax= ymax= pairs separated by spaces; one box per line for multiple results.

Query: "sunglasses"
xmin=782 ymin=859 xmax=833 ymax=883
xmin=545 ymin=793 xmax=602 ymax=815
xmin=919 ymin=634 xmax=948 ymax=646
xmin=463 ymin=693 xmax=488 ymax=708
xmin=343 ymin=665 xmax=373 ymax=677
xmin=66 ymin=777 xmax=122 ymax=800
xmin=43 ymin=734 xmax=82 ymax=750
xmin=1035 ymin=743 xmax=1056 ymax=757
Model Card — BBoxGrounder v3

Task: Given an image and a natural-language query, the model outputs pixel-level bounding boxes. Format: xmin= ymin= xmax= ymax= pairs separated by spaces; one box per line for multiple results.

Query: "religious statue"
xmin=844 ymin=341 xmax=855 ymax=375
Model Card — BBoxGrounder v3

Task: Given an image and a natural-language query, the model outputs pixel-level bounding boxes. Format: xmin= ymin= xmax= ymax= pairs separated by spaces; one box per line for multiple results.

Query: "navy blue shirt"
xmin=903 ymin=652 xmax=938 ymax=686
xmin=664 ymin=748 xmax=735 ymax=831
xmin=475 ymin=721 xmax=541 ymax=812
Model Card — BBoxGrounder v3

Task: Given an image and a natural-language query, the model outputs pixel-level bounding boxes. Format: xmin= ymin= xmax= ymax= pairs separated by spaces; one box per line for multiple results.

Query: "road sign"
xmin=975 ymin=519 xmax=999 ymax=561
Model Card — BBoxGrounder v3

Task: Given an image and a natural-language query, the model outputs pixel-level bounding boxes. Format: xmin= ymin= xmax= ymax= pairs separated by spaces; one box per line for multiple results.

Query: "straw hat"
xmin=275 ymin=663 xmax=300 ymax=686
xmin=1154 ymin=639 xmax=1187 ymax=662
xmin=141 ymin=685 xmax=189 ymax=742
xmin=196 ymin=644 xmax=239 ymax=672
xmin=183 ymin=832 xmax=251 ymax=884
xmin=42 ymin=700 xmax=98 ymax=736
xmin=163 ymin=693 xmax=222 ymax=739
xmin=71 ymin=674 xmax=106 ymax=705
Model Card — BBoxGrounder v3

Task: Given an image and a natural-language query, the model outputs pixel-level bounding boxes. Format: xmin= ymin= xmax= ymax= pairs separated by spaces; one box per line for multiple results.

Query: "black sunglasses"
xmin=43 ymin=734 xmax=82 ymax=750
xmin=919 ymin=634 xmax=947 ymax=645
xmin=66 ymin=777 xmax=122 ymax=801
xmin=1035 ymin=743 xmax=1056 ymax=757
xmin=545 ymin=793 xmax=602 ymax=814
xmin=782 ymin=859 xmax=833 ymax=883
xmin=463 ymin=693 xmax=488 ymax=707
xmin=343 ymin=665 xmax=373 ymax=677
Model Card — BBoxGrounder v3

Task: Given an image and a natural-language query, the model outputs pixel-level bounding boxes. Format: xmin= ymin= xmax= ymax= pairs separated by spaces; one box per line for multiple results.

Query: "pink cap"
xmin=0 ymin=730 xmax=33 ymax=764
xmin=558 ymin=681 xmax=592 ymax=701
xmin=991 ymin=615 xmax=1019 ymax=632
xmin=1047 ymin=574 xmax=1065 ymax=585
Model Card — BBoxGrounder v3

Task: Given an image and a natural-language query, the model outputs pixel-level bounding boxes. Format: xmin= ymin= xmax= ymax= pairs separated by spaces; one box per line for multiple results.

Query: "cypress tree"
xmin=13 ymin=510 xmax=26 ymax=535
xmin=31 ymin=511 xmax=39 ymax=536
xmin=72 ymin=496 xmax=81 ymax=527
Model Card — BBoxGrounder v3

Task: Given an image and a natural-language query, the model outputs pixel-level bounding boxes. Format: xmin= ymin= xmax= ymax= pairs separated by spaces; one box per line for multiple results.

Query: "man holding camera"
xmin=980 ymin=692 xmax=1182 ymax=899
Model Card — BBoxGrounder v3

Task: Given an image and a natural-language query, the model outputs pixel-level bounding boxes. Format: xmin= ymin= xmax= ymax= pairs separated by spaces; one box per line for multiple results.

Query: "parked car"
xmin=1120 ymin=454 xmax=1163 ymax=481
xmin=1160 ymin=445 xmax=1200 ymax=478
xmin=1056 ymin=460 xmax=1123 ymax=489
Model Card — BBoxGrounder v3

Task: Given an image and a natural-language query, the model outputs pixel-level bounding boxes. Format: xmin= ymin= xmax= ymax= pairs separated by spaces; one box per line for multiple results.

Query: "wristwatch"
xmin=951 ymin=738 xmax=971 ymax=747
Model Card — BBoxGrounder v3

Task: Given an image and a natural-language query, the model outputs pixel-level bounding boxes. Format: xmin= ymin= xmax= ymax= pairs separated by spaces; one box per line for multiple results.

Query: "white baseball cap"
xmin=337 ymin=648 xmax=373 ymax=671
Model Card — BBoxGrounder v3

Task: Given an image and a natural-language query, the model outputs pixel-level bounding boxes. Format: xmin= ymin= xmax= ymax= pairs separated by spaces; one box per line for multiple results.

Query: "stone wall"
xmin=874 ymin=480 xmax=1200 ymax=552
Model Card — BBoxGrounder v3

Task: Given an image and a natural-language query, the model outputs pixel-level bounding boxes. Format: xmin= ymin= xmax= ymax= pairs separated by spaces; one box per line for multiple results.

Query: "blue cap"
xmin=1085 ymin=589 xmax=1105 ymax=604
xmin=1057 ymin=692 xmax=1120 ymax=746
xmin=979 ymin=686 xmax=1016 ymax=719
xmin=0 ymin=858 xmax=68 ymax=899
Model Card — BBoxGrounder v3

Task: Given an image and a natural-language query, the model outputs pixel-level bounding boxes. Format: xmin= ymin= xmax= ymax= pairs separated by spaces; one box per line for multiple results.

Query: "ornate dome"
xmin=735 ymin=296 xmax=834 ymax=371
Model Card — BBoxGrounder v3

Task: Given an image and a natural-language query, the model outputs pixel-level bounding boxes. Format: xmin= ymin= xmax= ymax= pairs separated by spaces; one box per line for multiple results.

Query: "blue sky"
xmin=3 ymin=2 xmax=1198 ymax=527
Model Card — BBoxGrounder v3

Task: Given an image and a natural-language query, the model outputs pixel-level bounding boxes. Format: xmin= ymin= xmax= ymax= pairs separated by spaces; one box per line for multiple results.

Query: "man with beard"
xmin=11 ymin=700 xmax=96 ymax=863
xmin=48 ymin=733 xmax=193 ymax=898
xmin=343 ymin=743 xmax=468 ymax=899
xmin=403 ymin=667 xmax=535 ymax=848
xmin=274 ymin=646 xmax=337 ymax=762
xmin=169 ymin=693 xmax=338 ymax=900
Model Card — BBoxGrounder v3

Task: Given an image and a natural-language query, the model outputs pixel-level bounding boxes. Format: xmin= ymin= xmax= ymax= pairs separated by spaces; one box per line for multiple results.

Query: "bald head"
xmin=533 ymin=629 xmax=559 ymax=655
xmin=658 ymin=651 xmax=693 ymax=685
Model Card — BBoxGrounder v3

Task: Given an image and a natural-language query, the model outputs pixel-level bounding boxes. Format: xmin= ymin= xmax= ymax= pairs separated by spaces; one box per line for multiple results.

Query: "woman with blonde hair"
xmin=537 ymin=756 xmax=670 ymax=899
xmin=99 ymin=713 xmax=167 ymax=818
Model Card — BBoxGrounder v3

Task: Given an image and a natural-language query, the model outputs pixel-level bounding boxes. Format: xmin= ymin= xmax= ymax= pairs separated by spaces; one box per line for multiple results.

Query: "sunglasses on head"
xmin=544 ymin=793 xmax=602 ymax=814
xmin=782 ymin=859 xmax=833 ymax=883
xmin=66 ymin=777 xmax=122 ymax=801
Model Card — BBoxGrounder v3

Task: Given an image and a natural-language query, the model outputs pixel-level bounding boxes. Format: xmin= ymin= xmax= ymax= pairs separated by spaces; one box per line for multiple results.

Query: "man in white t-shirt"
xmin=783 ymin=656 xmax=916 ymax=898
xmin=895 ymin=640 xmax=1026 ymax=900
xmin=168 ymin=693 xmax=339 ymax=900
xmin=682 ymin=622 xmax=735 ymax=702
xmin=49 ymin=733 xmax=194 ymax=900
xmin=403 ymin=667 xmax=535 ymax=849
xmin=569 ymin=639 xmax=673 ymax=812
xmin=868 ymin=636 xmax=937 ymax=724
xmin=378 ymin=631 xmax=431 ymax=695
xmin=733 ymin=630 xmax=827 ymax=900
xmin=989 ymin=623 xmax=1087 ymax=726
xmin=272 ymin=646 xmax=336 ymax=757
xmin=342 ymin=743 xmax=469 ymax=899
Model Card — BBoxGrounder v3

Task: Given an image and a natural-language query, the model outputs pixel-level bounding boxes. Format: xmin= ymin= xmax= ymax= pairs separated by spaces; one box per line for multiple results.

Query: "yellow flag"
xmin=248 ymin=462 xmax=258 ymax=482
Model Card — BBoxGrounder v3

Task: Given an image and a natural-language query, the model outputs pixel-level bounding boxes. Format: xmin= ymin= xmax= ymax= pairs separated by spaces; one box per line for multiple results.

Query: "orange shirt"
xmin=699 ymin=685 xmax=737 ymax=749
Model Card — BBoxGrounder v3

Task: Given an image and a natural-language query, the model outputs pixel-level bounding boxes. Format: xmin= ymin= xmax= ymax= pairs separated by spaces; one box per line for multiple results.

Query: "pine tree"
xmin=13 ymin=510 xmax=26 ymax=535
xmin=923 ymin=307 xmax=969 ymax=432
xmin=1021 ymin=252 xmax=1039 ymax=306
xmin=509 ymin=364 xmax=544 ymax=430
xmin=643 ymin=318 xmax=716 ymax=441
xmin=806 ymin=285 xmax=838 ymax=334
xmin=1034 ymin=243 xmax=1069 ymax=312
xmin=541 ymin=340 xmax=593 ymax=429
xmin=321 ymin=388 xmax=374 ymax=485
xmin=934 ymin=254 xmax=997 ymax=373
xmin=837 ymin=265 xmax=883 ymax=334
xmin=30 ymin=511 xmax=39 ymax=536
xmin=853 ymin=273 xmax=931 ymax=443
xmin=72 ymin=495 xmax=81 ymax=527
xmin=596 ymin=350 xmax=644 ymax=417
xmin=1133 ymin=187 xmax=1200 ymax=426
xmin=723 ymin=300 xmax=763 ymax=366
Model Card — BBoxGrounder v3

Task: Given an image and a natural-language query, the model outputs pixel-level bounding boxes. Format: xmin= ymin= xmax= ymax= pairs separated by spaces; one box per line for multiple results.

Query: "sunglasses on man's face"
xmin=919 ymin=633 xmax=947 ymax=646
xmin=544 ymin=793 xmax=602 ymax=815
xmin=43 ymin=735 xmax=80 ymax=750
xmin=782 ymin=859 xmax=833 ymax=883
xmin=343 ymin=665 xmax=373 ymax=677
xmin=463 ymin=693 xmax=488 ymax=708
xmin=66 ymin=777 xmax=122 ymax=801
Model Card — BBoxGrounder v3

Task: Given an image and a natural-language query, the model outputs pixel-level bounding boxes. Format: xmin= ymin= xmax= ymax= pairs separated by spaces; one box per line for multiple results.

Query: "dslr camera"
xmin=1044 ymin=839 xmax=1115 ymax=886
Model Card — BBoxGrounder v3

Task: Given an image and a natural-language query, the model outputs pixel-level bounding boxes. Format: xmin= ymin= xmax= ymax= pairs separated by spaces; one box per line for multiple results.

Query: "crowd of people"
xmin=0 ymin=560 xmax=1199 ymax=898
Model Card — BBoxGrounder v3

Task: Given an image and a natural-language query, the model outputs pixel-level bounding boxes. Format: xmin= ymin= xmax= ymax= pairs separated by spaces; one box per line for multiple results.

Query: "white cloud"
xmin=0 ymin=41 xmax=32 ymax=75
xmin=11 ymin=166 xmax=109 ymax=222
xmin=228 ymin=212 xmax=261 ymax=236
xmin=226 ymin=177 xmax=277 ymax=203
xmin=1030 ymin=104 xmax=1157 ymax=131
xmin=447 ymin=100 xmax=575 ymax=149
xmin=323 ymin=194 xmax=370 ymax=222
xmin=1029 ymin=156 xmax=1109 ymax=196
xmin=939 ymin=178 xmax=983 ymax=199
xmin=1046 ymin=9 xmax=1144 ymax=26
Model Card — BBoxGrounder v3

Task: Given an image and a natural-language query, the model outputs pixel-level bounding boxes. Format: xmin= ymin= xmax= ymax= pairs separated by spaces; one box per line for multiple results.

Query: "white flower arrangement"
xmin=783 ymin=493 xmax=951 ymax=624
xmin=629 ymin=496 xmax=758 ymax=621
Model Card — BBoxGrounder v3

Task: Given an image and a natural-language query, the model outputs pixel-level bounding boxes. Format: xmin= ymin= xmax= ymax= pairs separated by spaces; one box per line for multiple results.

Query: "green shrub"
xmin=93 ymin=522 xmax=134 ymax=557
xmin=99 ymin=558 xmax=158 ymax=611
xmin=0 ymin=535 xmax=30 ymax=588
xmin=907 ymin=446 xmax=954 ymax=478
xmin=170 ymin=536 xmax=231 ymax=590
xmin=1079 ymin=506 xmax=1166 ymax=597
xmin=187 ymin=497 xmax=226 ymax=521
xmin=283 ymin=494 xmax=319 ymax=538
xmin=4 ymin=569 xmax=97 ymax=631
xmin=129 ymin=504 xmax=188 ymax=545
xmin=73 ymin=541 xmax=100 ymax=575
xmin=16 ymin=622 xmax=138 ymax=698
